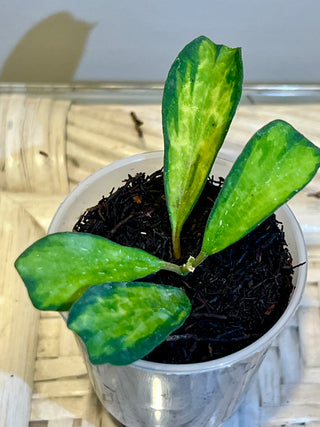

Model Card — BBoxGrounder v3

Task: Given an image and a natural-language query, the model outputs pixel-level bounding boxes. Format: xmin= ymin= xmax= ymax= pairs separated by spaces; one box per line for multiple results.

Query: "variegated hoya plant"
xmin=16 ymin=36 xmax=320 ymax=365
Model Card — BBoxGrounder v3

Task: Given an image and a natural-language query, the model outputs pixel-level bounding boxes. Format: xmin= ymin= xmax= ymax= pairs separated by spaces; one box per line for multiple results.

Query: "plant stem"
xmin=179 ymin=256 xmax=196 ymax=275
xmin=164 ymin=252 xmax=208 ymax=276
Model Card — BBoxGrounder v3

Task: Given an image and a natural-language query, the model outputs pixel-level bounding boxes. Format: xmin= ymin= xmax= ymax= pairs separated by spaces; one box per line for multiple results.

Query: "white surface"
xmin=0 ymin=372 xmax=31 ymax=427
xmin=0 ymin=0 xmax=319 ymax=83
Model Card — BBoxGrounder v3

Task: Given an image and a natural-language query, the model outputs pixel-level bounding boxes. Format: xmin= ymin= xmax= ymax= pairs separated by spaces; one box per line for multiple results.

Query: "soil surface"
xmin=73 ymin=169 xmax=294 ymax=364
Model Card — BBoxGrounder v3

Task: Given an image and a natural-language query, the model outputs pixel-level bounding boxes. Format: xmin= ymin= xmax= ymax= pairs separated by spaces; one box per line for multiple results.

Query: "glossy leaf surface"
xmin=15 ymin=232 xmax=176 ymax=311
xmin=163 ymin=35 xmax=243 ymax=256
xmin=200 ymin=120 xmax=320 ymax=258
xmin=68 ymin=281 xmax=191 ymax=365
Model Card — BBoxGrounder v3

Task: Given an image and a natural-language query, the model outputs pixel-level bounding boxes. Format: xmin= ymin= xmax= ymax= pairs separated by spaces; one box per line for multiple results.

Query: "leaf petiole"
xmin=191 ymin=252 xmax=208 ymax=270
xmin=163 ymin=260 xmax=184 ymax=276
xmin=172 ymin=228 xmax=182 ymax=260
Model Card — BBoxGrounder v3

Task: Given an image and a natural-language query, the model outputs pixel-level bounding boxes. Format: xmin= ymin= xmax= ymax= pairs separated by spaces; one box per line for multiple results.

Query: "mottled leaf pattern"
xmin=68 ymin=281 xmax=191 ymax=365
xmin=163 ymin=36 xmax=243 ymax=256
xmin=15 ymin=232 xmax=177 ymax=310
xmin=199 ymin=120 xmax=320 ymax=259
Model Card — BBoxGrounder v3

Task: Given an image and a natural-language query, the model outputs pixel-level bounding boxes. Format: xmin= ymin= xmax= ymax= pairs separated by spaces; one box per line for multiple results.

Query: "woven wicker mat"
xmin=0 ymin=94 xmax=319 ymax=427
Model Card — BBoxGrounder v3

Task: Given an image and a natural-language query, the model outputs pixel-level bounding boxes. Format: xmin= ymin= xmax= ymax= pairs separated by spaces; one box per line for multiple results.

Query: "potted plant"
xmin=15 ymin=36 xmax=320 ymax=426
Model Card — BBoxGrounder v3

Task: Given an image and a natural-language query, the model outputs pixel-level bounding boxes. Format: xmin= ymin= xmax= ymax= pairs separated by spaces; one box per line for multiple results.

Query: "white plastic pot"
xmin=49 ymin=151 xmax=307 ymax=427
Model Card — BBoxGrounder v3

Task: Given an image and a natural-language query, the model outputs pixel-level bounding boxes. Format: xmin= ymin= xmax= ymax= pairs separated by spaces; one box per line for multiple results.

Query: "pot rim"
xmin=49 ymin=150 xmax=307 ymax=374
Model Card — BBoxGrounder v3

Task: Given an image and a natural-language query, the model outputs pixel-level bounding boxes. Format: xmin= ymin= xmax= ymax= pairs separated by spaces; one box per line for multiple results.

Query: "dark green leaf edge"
xmin=195 ymin=119 xmax=320 ymax=264
xmin=15 ymin=232 xmax=180 ymax=311
xmin=162 ymin=35 xmax=243 ymax=257
xmin=67 ymin=281 xmax=192 ymax=365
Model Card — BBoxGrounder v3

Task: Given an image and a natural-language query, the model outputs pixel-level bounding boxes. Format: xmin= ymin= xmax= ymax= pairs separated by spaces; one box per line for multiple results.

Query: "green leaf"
xmin=15 ymin=232 xmax=178 ymax=311
xmin=198 ymin=120 xmax=320 ymax=260
xmin=67 ymin=281 xmax=191 ymax=365
xmin=163 ymin=35 xmax=243 ymax=257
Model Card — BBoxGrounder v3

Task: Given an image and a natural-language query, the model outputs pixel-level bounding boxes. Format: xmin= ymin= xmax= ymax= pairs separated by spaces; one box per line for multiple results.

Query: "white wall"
xmin=0 ymin=0 xmax=319 ymax=83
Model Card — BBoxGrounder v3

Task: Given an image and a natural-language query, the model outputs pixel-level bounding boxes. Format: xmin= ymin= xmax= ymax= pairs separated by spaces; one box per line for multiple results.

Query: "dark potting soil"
xmin=73 ymin=169 xmax=294 ymax=364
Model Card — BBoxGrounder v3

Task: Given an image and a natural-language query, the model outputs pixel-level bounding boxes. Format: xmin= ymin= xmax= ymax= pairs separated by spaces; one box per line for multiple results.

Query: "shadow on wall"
xmin=0 ymin=12 xmax=95 ymax=83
